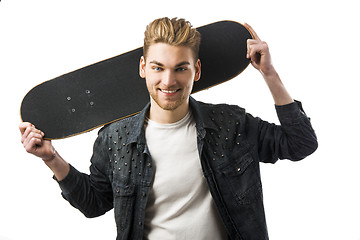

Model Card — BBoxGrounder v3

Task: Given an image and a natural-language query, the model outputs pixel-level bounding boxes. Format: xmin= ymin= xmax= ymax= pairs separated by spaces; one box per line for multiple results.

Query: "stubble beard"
xmin=149 ymin=90 xmax=187 ymax=111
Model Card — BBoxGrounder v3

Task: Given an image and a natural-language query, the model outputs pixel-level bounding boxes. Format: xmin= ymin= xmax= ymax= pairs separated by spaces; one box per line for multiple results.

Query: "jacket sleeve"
xmin=246 ymin=100 xmax=318 ymax=163
xmin=55 ymin=129 xmax=114 ymax=218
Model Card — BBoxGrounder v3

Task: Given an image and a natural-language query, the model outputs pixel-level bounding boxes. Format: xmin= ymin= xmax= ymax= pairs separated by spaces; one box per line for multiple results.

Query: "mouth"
xmin=159 ymin=88 xmax=181 ymax=95
xmin=160 ymin=89 xmax=179 ymax=94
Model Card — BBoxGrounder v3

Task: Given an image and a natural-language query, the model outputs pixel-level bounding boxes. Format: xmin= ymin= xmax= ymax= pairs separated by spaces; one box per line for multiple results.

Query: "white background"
xmin=1 ymin=0 xmax=359 ymax=239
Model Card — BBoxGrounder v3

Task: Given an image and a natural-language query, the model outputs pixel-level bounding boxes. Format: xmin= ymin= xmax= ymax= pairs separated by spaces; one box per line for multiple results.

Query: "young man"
xmin=20 ymin=17 xmax=318 ymax=239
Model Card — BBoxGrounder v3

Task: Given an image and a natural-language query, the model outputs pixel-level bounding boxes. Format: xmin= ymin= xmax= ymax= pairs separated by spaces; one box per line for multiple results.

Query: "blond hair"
xmin=143 ymin=17 xmax=201 ymax=61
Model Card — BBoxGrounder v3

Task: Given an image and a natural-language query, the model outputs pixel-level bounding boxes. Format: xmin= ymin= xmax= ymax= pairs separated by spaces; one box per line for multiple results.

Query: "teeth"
xmin=161 ymin=89 xmax=177 ymax=93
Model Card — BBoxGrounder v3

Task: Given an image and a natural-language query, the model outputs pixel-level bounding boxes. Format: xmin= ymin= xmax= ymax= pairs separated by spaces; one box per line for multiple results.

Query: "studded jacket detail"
xmin=56 ymin=97 xmax=318 ymax=240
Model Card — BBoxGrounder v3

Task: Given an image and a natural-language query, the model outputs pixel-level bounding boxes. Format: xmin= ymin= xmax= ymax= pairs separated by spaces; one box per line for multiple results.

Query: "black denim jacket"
xmin=57 ymin=97 xmax=317 ymax=240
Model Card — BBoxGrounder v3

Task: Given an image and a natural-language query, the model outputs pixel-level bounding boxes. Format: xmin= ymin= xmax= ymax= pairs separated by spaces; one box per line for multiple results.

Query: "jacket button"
xmin=116 ymin=187 xmax=120 ymax=193
xmin=237 ymin=167 xmax=241 ymax=172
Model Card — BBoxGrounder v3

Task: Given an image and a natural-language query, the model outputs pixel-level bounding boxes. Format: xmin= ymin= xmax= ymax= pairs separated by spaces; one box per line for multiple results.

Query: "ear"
xmin=139 ymin=56 xmax=146 ymax=79
xmin=194 ymin=59 xmax=201 ymax=82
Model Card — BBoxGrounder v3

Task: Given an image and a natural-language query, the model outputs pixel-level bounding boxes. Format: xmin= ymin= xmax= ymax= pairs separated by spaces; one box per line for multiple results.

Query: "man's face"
xmin=140 ymin=43 xmax=201 ymax=112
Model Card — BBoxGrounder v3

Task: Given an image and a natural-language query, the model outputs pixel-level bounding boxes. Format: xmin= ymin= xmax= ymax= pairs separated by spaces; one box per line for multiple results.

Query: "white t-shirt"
xmin=144 ymin=111 xmax=227 ymax=239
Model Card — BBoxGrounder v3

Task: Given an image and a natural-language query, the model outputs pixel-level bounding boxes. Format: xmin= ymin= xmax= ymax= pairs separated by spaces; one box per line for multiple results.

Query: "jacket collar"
xmin=125 ymin=102 xmax=149 ymax=146
xmin=126 ymin=96 xmax=216 ymax=145
xmin=189 ymin=96 xmax=218 ymax=138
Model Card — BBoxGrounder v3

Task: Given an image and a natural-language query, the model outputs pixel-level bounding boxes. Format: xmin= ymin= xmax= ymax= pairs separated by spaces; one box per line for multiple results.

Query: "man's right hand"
xmin=19 ymin=122 xmax=70 ymax=180
xmin=19 ymin=122 xmax=54 ymax=161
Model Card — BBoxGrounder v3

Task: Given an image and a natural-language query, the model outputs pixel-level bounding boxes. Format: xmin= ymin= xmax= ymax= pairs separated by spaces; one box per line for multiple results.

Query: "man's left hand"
xmin=245 ymin=23 xmax=276 ymax=77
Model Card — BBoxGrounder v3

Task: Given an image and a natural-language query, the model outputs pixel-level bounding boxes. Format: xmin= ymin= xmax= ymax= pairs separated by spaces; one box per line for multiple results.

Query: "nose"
xmin=162 ymin=70 xmax=176 ymax=87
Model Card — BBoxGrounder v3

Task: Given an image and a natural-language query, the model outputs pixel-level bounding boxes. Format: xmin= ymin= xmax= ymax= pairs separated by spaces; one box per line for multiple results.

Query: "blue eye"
xmin=176 ymin=67 xmax=186 ymax=71
xmin=153 ymin=67 xmax=162 ymax=71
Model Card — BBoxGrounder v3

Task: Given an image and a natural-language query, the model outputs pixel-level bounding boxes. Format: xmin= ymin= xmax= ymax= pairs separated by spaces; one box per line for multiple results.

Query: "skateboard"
xmin=20 ymin=20 xmax=252 ymax=139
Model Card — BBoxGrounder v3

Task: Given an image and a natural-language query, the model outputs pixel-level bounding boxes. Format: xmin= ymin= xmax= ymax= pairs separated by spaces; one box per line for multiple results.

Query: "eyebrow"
xmin=149 ymin=61 xmax=191 ymax=67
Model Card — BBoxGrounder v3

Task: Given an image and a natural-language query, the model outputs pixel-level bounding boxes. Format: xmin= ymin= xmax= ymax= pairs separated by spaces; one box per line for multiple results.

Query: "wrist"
xmin=42 ymin=147 xmax=56 ymax=161
xmin=261 ymin=66 xmax=278 ymax=80
xmin=44 ymin=150 xmax=70 ymax=181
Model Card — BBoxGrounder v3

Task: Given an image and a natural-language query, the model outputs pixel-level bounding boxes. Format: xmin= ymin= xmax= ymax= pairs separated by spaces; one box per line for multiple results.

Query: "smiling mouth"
xmin=160 ymin=89 xmax=179 ymax=94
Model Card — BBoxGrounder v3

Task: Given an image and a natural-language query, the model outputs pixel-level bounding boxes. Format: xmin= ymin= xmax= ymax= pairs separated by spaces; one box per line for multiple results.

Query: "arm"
xmin=246 ymin=101 xmax=318 ymax=163
xmin=245 ymin=23 xmax=293 ymax=106
xmin=243 ymin=24 xmax=317 ymax=162
xmin=19 ymin=122 xmax=113 ymax=217
xmin=56 ymin=131 xmax=113 ymax=218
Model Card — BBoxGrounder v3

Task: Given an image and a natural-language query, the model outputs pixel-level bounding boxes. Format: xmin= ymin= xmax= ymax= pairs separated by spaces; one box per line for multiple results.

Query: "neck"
xmin=148 ymin=99 xmax=190 ymax=124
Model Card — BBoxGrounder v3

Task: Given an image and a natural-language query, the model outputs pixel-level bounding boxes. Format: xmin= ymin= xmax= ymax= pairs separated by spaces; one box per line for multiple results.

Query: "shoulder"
xmin=196 ymin=100 xmax=247 ymax=118
xmin=191 ymin=99 xmax=252 ymax=133
xmin=97 ymin=113 xmax=142 ymax=135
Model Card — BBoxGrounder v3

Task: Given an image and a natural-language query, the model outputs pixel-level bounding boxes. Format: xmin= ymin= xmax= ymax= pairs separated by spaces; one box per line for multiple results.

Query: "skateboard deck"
xmin=20 ymin=20 xmax=252 ymax=139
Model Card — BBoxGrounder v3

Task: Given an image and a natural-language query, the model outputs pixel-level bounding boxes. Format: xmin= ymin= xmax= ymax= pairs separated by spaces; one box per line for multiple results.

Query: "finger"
xmin=21 ymin=125 xmax=34 ymax=143
xmin=19 ymin=122 xmax=33 ymax=135
xmin=247 ymin=39 xmax=260 ymax=45
xmin=24 ymin=137 xmax=42 ymax=154
xmin=246 ymin=39 xmax=262 ymax=58
xmin=21 ymin=125 xmax=40 ymax=143
xmin=23 ymin=130 xmax=43 ymax=148
xmin=22 ymin=129 xmax=44 ymax=152
xmin=248 ymin=39 xmax=269 ymax=55
xmin=247 ymin=41 xmax=261 ymax=60
xmin=21 ymin=125 xmax=44 ymax=143
xmin=244 ymin=23 xmax=260 ymax=41
xmin=249 ymin=50 xmax=261 ymax=65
